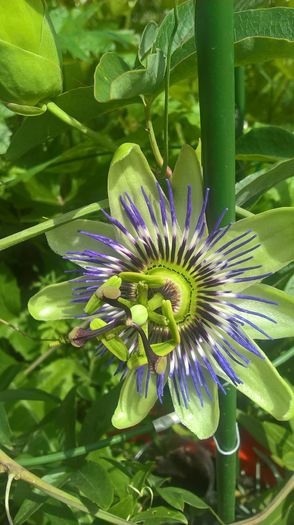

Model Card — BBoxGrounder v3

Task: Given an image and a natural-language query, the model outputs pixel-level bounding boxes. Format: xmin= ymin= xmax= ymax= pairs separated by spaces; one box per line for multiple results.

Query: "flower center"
xmin=146 ymin=262 xmax=198 ymax=326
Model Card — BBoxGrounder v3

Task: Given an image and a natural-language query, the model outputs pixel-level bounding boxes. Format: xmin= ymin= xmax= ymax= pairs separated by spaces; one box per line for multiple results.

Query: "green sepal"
xmin=46 ymin=220 xmax=116 ymax=265
xmin=171 ymin=144 xmax=203 ymax=234
xmin=28 ymin=279 xmax=84 ymax=320
xmin=84 ymin=276 xmax=122 ymax=315
xmin=223 ymin=207 xmax=294 ymax=291
xmin=90 ymin=318 xmax=128 ymax=361
xmin=169 ymin=370 xmax=220 ymax=439
xmin=108 ymin=143 xmax=169 ymax=247
xmin=237 ymin=347 xmax=294 ymax=421
xmin=6 ymin=102 xmax=47 ymax=116
xmin=112 ymin=369 xmax=158 ymax=429
xmin=235 ymin=283 xmax=294 ymax=339
xmin=215 ymin=336 xmax=294 ymax=421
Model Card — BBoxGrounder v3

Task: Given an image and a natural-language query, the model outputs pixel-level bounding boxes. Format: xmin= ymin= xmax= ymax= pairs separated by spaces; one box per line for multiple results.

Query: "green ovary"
xmin=146 ymin=262 xmax=198 ymax=326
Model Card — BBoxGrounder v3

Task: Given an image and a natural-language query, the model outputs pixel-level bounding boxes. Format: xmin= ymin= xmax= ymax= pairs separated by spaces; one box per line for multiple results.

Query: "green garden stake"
xmin=195 ymin=1 xmax=237 ymax=522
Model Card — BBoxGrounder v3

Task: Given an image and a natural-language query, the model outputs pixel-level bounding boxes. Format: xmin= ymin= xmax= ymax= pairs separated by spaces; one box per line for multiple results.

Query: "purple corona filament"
xmin=66 ymin=183 xmax=276 ymax=407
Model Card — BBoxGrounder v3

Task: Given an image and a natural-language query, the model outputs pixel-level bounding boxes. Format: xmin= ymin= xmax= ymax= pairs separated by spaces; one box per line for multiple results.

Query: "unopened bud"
xmin=0 ymin=0 xmax=62 ymax=108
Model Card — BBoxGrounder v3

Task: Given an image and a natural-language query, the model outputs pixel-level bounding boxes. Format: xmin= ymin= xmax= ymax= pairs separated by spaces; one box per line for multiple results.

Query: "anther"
xmin=97 ymin=286 xmax=121 ymax=300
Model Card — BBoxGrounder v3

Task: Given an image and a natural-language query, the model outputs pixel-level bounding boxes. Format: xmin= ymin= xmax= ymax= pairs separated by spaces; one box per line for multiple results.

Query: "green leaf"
xmin=107 ymin=143 xmax=168 ymax=246
xmin=139 ymin=21 xmax=158 ymax=62
xmin=58 ymin=387 xmax=76 ymax=450
xmin=28 ymin=279 xmax=84 ymax=321
xmin=112 ymin=369 xmax=158 ymax=429
xmin=80 ymin=386 xmax=121 ymax=444
xmin=236 ymin=158 xmax=294 ymax=206
xmin=0 ymin=403 xmax=13 ymax=447
xmin=225 ymin=208 xmax=294 ymax=288
xmin=236 ymin=126 xmax=294 ymax=162
xmin=0 ymin=119 xmax=12 ymax=154
xmin=14 ymin=471 xmax=71 ymax=525
xmin=35 ymin=357 xmax=88 ymax=399
xmin=233 ymin=283 xmax=294 ymax=340
xmin=108 ymin=495 xmax=136 ymax=520
xmin=46 ymin=220 xmax=115 ymax=261
xmin=156 ymin=4 xmax=294 ymax=88
xmin=171 ymin=144 xmax=203 ymax=233
xmin=157 ymin=486 xmax=209 ymax=512
xmin=50 ymin=5 xmax=137 ymax=61
xmin=0 ymin=262 xmax=21 ymax=319
xmin=94 ymin=53 xmax=131 ymax=102
xmin=285 ymin=274 xmax=294 ymax=297
xmin=239 ymin=413 xmax=294 ymax=470
xmin=0 ymin=388 xmax=60 ymax=403
xmin=217 ymin=337 xmax=294 ymax=420
xmin=132 ymin=506 xmax=187 ymax=525
xmin=70 ymin=461 xmax=114 ymax=510
xmin=0 ymin=200 xmax=108 ymax=251
xmin=234 ymin=0 xmax=267 ymax=10
xmin=234 ymin=8 xmax=294 ymax=65
xmin=169 ymin=370 xmax=219 ymax=439
xmin=94 ymin=50 xmax=166 ymax=101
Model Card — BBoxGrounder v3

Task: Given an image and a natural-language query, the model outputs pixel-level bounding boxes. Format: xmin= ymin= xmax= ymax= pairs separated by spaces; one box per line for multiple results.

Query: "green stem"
xmin=161 ymin=4 xmax=178 ymax=178
xmin=195 ymin=2 xmax=237 ymax=523
xmin=0 ymin=199 xmax=108 ymax=251
xmin=235 ymin=205 xmax=254 ymax=218
xmin=17 ymin=423 xmax=154 ymax=467
xmin=273 ymin=345 xmax=294 ymax=368
xmin=0 ymin=449 xmax=135 ymax=525
xmin=46 ymin=101 xmax=109 ymax=145
xmin=144 ymin=101 xmax=164 ymax=168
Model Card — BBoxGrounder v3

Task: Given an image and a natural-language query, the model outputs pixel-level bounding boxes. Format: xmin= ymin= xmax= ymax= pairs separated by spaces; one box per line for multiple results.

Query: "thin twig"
xmin=161 ymin=3 xmax=179 ymax=178
xmin=5 ymin=473 xmax=15 ymax=525
xmin=0 ymin=449 xmax=135 ymax=525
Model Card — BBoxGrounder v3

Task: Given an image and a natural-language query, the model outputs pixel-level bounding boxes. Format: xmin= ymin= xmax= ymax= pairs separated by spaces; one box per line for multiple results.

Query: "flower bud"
xmin=0 ymin=0 xmax=62 ymax=108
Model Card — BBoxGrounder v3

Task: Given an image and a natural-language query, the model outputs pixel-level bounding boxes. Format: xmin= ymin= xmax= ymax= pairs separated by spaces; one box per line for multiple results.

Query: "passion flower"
xmin=29 ymin=144 xmax=294 ymax=438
